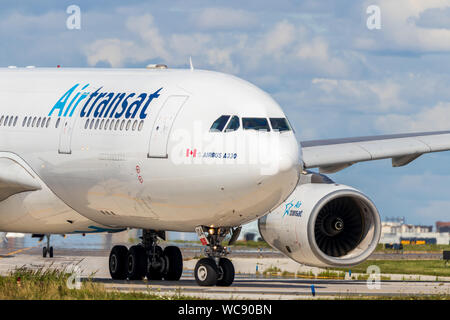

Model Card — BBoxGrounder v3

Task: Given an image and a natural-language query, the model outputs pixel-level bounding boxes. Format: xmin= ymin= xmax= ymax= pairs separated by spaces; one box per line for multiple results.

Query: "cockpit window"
xmin=225 ymin=116 xmax=240 ymax=132
xmin=210 ymin=115 xmax=230 ymax=132
xmin=270 ymin=118 xmax=291 ymax=132
xmin=242 ymin=118 xmax=270 ymax=131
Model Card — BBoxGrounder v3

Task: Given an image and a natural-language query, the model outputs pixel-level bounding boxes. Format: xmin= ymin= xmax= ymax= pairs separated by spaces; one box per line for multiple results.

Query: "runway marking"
xmin=0 ymin=246 xmax=36 ymax=259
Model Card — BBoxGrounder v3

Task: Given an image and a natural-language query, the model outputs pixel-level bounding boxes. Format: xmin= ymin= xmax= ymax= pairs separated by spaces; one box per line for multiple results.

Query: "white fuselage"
xmin=0 ymin=67 xmax=300 ymax=234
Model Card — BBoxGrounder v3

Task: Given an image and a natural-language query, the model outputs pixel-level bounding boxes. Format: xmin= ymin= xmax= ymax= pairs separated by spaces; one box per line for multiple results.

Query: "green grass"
xmin=335 ymin=260 xmax=450 ymax=277
xmin=317 ymin=270 xmax=345 ymax=279
xmin=165 ymin=239 xmax=271 ymax=249
xmin=262 ymin=266 xmax=281 ymax=275
xmin=0 ymin=267 xmax=199 ymax=300
xmin=232 ymin=240 xmax=271 ymax=248
xmin=332 ymin=294 xmax=449 ymax=300
xmin=375 ymin=244 xmax=450 ymax=253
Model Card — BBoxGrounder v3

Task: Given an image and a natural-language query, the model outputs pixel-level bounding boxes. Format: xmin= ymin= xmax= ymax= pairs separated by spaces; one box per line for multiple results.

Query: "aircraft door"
xmin=148 ymin=95 xmax=188 ymax=158
xmin=58 ymin=109 xmax=80 ymax=154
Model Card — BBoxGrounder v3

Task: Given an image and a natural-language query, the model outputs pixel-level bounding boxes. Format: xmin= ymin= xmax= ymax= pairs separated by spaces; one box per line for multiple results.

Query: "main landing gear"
xmin=194 ymin=226 xmax=241 ymax=287
xmin=42 ymin=234 xmax=53 ymax=258
xmin=109 ymin=230 xmax=183 ymax=281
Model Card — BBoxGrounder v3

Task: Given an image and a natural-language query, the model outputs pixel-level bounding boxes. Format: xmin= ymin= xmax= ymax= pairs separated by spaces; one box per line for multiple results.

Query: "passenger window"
xmin=14 ymin=116 xmax=18 ymax=126
xmin=0 ymin=116 xmax=3 ymax=126
xmin=126 ymin=120 xmax=131 ymax=131
xmin=36 ymin=117 xmax=41 ymax=127
xmin=27 ymin=117 xmax=32 ymax=127
xmin=32 ymin=117 xmax=37 ymax=127
xmin=46 ymin=118 xmax=51 ymax=128
xmin=225 ymin=116 xmax=240 ymax=132
xmin=85 ymin=119 xmax=89 ymax=129
xmin=270 ymin=118 xmax=291 ymax=132
xmin=138 ymin=120 xmax=144 ymax=131
xmin=4 ymin=116 xmax=9 ymax=126
xmin=132 ymin=120 xmax=137 ymax=131
xmin=22 ymin=117 xmax=27 ymax=127
xmin=55 ymin=118 xmax=60 ymax=128
xmin=210 ymin=115 xmax=230 ymax=132
xmin=105 ymin=119 xmax=110 ymax=130
xmin=242 ymin=118 xmax=270 ymax=132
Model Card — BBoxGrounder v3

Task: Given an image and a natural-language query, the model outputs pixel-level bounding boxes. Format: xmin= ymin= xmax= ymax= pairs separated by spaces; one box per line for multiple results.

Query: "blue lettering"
xmin=94 ymin=92 xmax=114 ymax=117
xmin=125 ymin=93 xmax=147 ymax=119
xmin=48 ymin=84 xmax=79 ymax=117
xmin=139 ymin=88 xmax=162 ymax=119
xmin=105 ymin=93 xmax=125 ymax=118
xmin=114 ymin=93 xmax=135 ymax=118
xmin=67 ymin=84 xmax=90 ymax=117
xmin=80 ymin=87 xmax=102 ymax=117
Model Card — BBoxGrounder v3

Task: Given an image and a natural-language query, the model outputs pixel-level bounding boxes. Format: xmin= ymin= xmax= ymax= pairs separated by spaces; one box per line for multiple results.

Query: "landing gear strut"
xmin=42 ymin=235 xmax=53 ymax=258
xmin=109 ymin=230 xmax=183 ymax=282
xmin=194 ymin=226 xmax=240 ymax=287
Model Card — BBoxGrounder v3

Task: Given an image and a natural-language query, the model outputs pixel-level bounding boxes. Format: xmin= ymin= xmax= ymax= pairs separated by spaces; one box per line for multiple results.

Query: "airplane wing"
xmin=300 ymin=131 xmax=450 ymax=173
xmin=0 ymin=157 xmax=41 ymax=201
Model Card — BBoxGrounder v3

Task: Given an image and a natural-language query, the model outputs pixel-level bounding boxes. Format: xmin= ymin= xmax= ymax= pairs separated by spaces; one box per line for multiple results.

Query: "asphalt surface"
xmin=0 ymin=243 xmax=448 ymax=299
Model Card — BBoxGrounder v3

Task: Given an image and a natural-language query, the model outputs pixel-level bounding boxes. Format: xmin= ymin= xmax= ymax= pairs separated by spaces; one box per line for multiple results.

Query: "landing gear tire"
xmin=42 ymin=247 xmax=47 ymax=258
xmin=217 ymin=257 xmax=234 ymax=287
xmin=49 ymin=247 xmax=54 ymax=258
xmin=195 ymin=258 xmax=218 ymax=286
xmin=109 ymin=245 xmax=128 ymax=280
xmin=147 ymin=266 xmax=163 ymax=280
xmin=163 ymin=246 xmax=183 ymax=281
xmin=147 ymin=246 xmax=163 ymax=280
xmin=127 ymin=245 xmax=147 ymax=280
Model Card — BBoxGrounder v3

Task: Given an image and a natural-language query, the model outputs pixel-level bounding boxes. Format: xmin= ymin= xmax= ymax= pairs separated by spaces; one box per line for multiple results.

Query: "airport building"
xmin=436 ymin=221 xmax=450 ymax=233
xmin=380 ymin=217 xmax=450 ymax=245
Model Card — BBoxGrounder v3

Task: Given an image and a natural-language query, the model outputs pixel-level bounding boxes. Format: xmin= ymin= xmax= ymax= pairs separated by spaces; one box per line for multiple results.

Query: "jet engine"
xmin=258 ymin=172 xmax=381 ymax=267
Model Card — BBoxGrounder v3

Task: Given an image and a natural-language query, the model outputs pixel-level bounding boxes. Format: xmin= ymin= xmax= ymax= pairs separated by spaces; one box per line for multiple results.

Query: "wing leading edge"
xmin=0 ymin=157 xmax=41 ymax=201
xmin=300 ymin=131 xmax=450 ymax=173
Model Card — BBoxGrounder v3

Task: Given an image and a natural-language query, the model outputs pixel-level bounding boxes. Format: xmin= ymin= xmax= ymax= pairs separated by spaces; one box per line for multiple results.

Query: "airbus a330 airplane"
xmin=1 ymin=64 xmax=449 ymax=286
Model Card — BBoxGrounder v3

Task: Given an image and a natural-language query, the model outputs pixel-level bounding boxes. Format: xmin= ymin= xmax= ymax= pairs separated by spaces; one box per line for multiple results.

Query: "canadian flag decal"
xmin=186 ymin=148 xmax=197 ymax=157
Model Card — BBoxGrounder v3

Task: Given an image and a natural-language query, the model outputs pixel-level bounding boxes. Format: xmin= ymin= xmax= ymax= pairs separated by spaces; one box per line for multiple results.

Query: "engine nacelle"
xmin=258 ymin=176 xmax=381 ymax=267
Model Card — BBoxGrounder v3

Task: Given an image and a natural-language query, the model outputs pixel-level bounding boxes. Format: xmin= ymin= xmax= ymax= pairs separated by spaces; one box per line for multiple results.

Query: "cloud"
xmin=191 ymin=7 xmax=257 ymax=29
xmin=355 ymin=0 xmax=450 ymax=53
xmin=295 ymin=37 xmax=348 ymax=75
xmin=310 ymin=78 xmax=406 ymax=112
xmin=414 ymin=6 xmax=450 ymax=29
xmin=375 ymin=102 xmax=450 ymax=133
xmin=413 ymin=200 xmax=450 ymax=222
xmin=84 ymin=14 xmax=170 ymax=67
xmin=262 ymin=20 xmax=297 ymax=55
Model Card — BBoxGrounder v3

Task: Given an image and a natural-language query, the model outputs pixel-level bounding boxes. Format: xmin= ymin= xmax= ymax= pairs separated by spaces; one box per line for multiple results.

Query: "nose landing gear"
xmin=42 ymin=235 xmax=53 ymax=258
xmin=194 ymin=226 xmax=240 ymax=287
xmin=108 ymin=230 xmax=183 ymax=282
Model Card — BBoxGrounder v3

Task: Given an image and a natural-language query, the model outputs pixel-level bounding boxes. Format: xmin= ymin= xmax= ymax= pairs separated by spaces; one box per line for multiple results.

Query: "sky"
xmin=1 ymin=0 xmax=450 ymax=227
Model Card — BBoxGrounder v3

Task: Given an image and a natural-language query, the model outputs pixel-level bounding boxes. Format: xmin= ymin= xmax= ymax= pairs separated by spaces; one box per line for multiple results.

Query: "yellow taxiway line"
xmin=0 ymin=246 xmax=36 ymax=259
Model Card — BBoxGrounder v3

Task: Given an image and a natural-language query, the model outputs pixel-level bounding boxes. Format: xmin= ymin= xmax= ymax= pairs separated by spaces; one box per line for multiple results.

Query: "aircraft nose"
xmin=278 ymin=138 xmax=299 ymax=173
xmin=262 ymin=134 xmax=300 ymax=175
xmin=268 ymin=133 xmax=300 ymax=175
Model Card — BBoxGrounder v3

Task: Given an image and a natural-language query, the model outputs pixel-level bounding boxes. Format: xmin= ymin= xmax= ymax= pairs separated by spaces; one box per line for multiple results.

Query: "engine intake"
xmin=258 ymin=177 xmax=381 ymax=267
